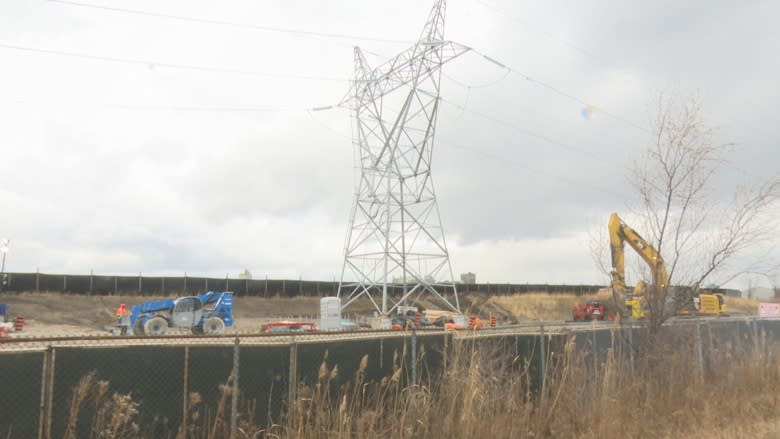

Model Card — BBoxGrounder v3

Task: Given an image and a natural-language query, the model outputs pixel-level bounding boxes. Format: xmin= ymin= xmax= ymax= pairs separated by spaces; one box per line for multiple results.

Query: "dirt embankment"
xmin=0 ymin=291 xmax=759 ymax=337
xmin=0 ymin=291 xmax=516 ymax=335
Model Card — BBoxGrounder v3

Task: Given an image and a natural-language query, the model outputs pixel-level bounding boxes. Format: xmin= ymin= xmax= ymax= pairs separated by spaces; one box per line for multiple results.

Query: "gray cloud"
xmin=0 ymin=0 xmax=777 ymax=287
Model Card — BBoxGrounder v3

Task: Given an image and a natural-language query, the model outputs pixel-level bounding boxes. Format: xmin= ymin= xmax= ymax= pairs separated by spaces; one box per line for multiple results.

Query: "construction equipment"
xmin=572 ymin=300 xmax=610 ymax=321
xmin=609 ymin=212 xmax=668 ymax=318
xmin=261 ymin=321 xmax=316 ymax=334
xmin=609 ymin=213 xmax=726 ymax=318
xmin=689 ymin=292 xmax=727 ymax=315
xmin=111 ymin=291 xmax=234 ymax=335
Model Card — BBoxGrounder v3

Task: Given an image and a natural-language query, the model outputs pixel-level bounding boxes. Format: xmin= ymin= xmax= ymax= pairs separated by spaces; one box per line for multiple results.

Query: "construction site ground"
xmin=0 ymin=290 xmax=761 ymax=337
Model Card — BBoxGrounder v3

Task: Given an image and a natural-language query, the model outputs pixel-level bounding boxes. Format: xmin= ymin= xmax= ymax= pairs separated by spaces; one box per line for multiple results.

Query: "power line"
xmin=438 ymin=135 xmax=626 ymax=198
xmin=0 ymin=43 xmax=350 ymax=82
xmin=441 ymin=69 xmax=511 ymax=89
xmin=439 ymin=96 xmax=607 ymax=162
xmin=2 ymin=98 xmax=347 ymax=113
xmin=463 ymin=2 xmax=653 ymax=134
xmin=466 ymin=47 xmax=652 ymax=134
xmin=48 ymin=0 xmax=410 ymax=46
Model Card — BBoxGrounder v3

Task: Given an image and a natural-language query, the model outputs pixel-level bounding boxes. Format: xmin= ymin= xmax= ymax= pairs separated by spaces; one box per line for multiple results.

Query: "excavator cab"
xmin=624 ymin=281 xmax=647 ymax=319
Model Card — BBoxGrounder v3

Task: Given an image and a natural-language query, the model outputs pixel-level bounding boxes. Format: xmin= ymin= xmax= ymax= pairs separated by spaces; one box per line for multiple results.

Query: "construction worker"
xmin=116 ymin=303 xmax=129 ymax=335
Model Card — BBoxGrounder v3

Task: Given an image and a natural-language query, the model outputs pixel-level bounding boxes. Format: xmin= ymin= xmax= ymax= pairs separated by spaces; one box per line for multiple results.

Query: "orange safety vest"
xmin=116 ymin=304 xmax=128 ymax=317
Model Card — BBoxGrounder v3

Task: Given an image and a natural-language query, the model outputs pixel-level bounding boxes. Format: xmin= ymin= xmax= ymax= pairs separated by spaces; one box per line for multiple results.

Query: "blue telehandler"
xmin=119 ymin=291 xmax=234 ymax=335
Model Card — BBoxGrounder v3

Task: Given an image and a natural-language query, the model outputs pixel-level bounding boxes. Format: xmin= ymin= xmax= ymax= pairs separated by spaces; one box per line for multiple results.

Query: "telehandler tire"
xmin=133 ymin=319 xmax=145 ymax=335
xmin=144 ymin=316 xmax=168 ymax=335
xmin=203 ymin=317 xmax=225 ymax=335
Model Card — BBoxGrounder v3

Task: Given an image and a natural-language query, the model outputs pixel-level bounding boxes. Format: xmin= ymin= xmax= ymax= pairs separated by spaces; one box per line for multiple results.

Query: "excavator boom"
xmin=609 ymin=213 xmax=669 ymax=290
xmin=609 ymin=213 xmax=670 ymax=318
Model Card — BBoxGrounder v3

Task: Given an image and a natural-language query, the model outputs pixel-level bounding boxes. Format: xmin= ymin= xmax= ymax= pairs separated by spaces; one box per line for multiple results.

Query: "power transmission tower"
xmin=337 ymin=0 xmax=470 ymax=316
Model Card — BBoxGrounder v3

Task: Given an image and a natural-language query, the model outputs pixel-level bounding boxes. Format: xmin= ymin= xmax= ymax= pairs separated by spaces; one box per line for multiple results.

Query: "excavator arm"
xmin=609 ymin=213 xmax=670 ymax=317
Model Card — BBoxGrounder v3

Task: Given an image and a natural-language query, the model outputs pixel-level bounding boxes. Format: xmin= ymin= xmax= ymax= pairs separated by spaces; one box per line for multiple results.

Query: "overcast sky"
xmin=1 ymin=0 xmax=778 ymax=289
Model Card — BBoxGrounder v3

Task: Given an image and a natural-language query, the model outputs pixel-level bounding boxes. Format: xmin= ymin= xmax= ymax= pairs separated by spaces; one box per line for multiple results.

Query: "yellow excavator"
xmin=608 ymin=212 xmax=726 ymax=318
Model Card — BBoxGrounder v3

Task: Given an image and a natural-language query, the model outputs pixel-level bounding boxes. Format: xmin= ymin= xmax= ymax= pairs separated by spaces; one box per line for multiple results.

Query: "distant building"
xmin=460 ymin=272 xmax=476 ymax=284
xmin=238 ymin=269 xmax=252 ymax=280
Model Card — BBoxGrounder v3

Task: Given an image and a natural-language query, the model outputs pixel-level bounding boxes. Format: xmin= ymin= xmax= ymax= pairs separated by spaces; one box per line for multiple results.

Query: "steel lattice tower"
xmin=337 ymin=0 xmax=470 ymax=315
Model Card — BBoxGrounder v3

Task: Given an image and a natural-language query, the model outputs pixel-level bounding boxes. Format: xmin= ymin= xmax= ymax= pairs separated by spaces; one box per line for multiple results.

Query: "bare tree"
xmin=629 ymin=92 xmax=779 ymax=332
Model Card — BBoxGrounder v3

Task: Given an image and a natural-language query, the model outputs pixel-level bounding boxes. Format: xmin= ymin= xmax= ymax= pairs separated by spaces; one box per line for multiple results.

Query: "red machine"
xmin=572 ymin=300 xmax=611 ymax=321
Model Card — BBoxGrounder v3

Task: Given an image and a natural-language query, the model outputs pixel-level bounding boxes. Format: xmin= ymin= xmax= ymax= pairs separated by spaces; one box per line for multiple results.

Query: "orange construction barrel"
xmin=14 ymin=315 xmax=25 ymax=331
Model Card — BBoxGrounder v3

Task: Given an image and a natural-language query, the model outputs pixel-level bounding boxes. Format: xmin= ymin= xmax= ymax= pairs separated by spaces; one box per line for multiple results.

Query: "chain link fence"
xmin=0 ymin=331 xmax=451 ymax=438
xmin=1 ymin=319 xmax=778 ymax=438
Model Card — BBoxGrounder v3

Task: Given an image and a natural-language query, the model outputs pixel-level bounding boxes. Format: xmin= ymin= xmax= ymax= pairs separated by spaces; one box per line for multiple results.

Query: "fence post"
xmin=36 ymin=268 xmax=40 ymax=292
xmin=752 ymin=317 xmax=760 ymax=355
xmin=138 ymin=272 xmax=142 ymax=294
xmin=628 ymin=324 xmax=634 ymax=376
xmin=184 ymin=273 xmax=188 ymax=293
xmin=696 ymin=321 xmax=704 ymax=382
xmin=161 ymin=276 xmax=165 ymax=295
xmin=63 ymin=275 xmax=67 ymax=292
xmin=43 ymin=346 xmax=56 ymax=439
xmin=225 ymin=273 xmax=229 ymax=292
xmin=37 ymin=348 xmax=49 ymax=438
xmin=114 ymin=276 xmax=118 ymax=295
xmin=539 ymin=323 xmax=546 ymax=395
xmin=288 ymin=340 xmax=299 ymax=416
xmin=230 ymin=335 xmax=240 ymax=439
xmin=442 ymin=332 xmax=449 ymax=371
xmin=89 ymin=269 xmax=93 ymax=294
xmin=411 ymin=327 xmax=417 ymax=387
xmin=592 ymin=325 xmax=598 ymax=381
xmin=182 ymin=346 xmax=189 ymax=437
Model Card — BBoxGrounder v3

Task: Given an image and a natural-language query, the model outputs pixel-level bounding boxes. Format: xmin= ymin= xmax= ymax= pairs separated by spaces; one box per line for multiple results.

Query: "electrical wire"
xmin=438 ymin=135 xmax=626 ymax=198
xmin=0 ymin=43 xmax=350 ymax=82
xmin=465 ymin=47 xmax=652 ymax=134
xmin=441 ymin=69 xmax=511 ymax=89
xmin=438 ymin=96 xmax=606 ymax=162
xmin=2 ymin=98 xmax=348 ymax=114
xmin=43 ymin=0 xmax=650 ymax=135
xmin=48 ymin=0 xmax=411 ymax=46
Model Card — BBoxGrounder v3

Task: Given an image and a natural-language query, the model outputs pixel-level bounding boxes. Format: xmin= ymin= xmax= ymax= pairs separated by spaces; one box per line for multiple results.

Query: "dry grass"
xmin=65 ymin=327 xmax=780 ymax=439
xmin=725 ymin=296 xmax=762 ymax=315
xmin=63 ymin=371 xmax=140 ymax=439
xmin=490 ymin=292 xmax=590 ymax=321
xmin=272 ymin=330 xmax=780 ymax=438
